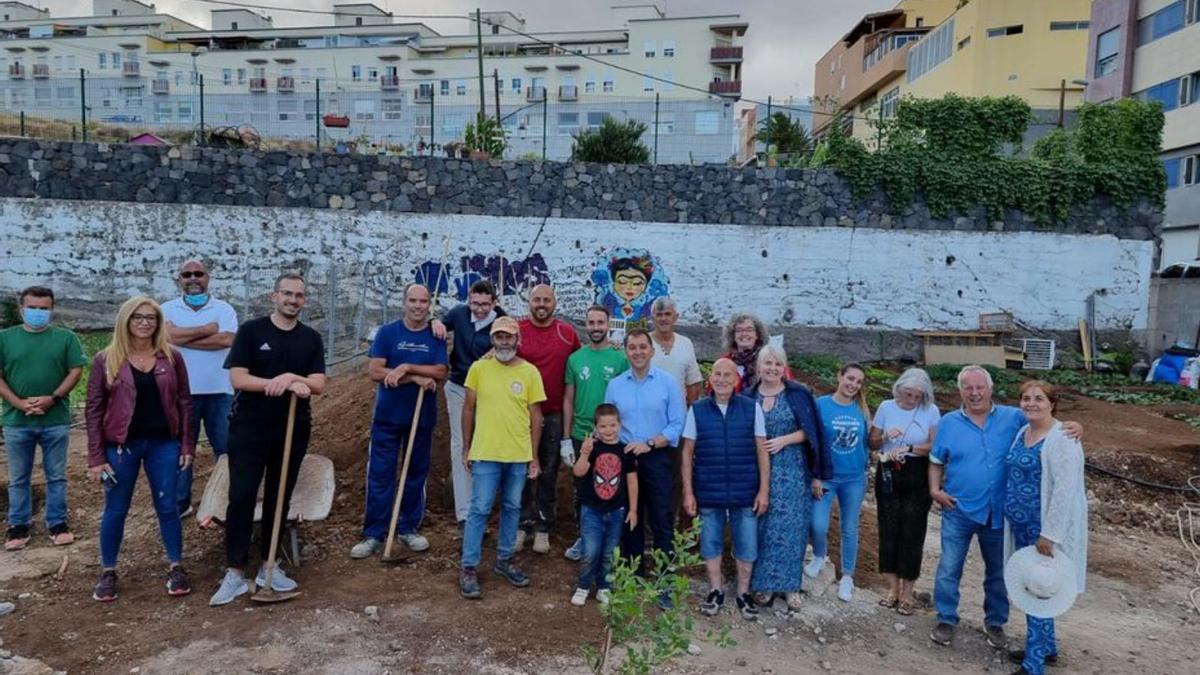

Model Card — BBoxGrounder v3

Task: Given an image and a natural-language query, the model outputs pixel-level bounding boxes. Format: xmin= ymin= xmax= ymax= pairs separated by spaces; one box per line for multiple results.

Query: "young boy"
xmin=570 ymin=403 xmax=638 ymax=607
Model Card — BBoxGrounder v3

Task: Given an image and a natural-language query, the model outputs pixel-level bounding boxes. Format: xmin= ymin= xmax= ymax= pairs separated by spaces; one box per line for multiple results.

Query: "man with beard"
xmin=560 ymin=305 xmax=628 ymax=562
xmin=458 ymin=316 xmax=545 ymax=599
xmin=162 ymin=259 xmax=238 ymax=517
xmin=209 ymin=273 xmax=326 ymax=606
xmin=516 ymin=284 xmax=581 ymax=554
xmin=351 ymin=283 xmax=447 ymax=559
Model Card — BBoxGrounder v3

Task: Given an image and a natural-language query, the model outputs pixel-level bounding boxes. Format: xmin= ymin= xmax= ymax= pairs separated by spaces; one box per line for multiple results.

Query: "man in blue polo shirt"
xmin=351 ymin=283 xmax=448 ymax=559
xmin=603 ymin=327 xmax=685 ymax=579
xmin=928 ymin=365 xmax=1080 ymax=651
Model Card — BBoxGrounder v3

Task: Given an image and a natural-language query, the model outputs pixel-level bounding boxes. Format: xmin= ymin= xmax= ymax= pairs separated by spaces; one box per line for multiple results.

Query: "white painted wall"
xmin=0 ymin=197 xmax=1155 ymax=330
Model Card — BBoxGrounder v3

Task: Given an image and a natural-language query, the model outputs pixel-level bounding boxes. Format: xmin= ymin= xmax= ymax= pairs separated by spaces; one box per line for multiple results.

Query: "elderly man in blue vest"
xmin=928 ymin=365 xmax=1081 ymax=650
xmin=681 ymin=358 xmax=770 ymax=621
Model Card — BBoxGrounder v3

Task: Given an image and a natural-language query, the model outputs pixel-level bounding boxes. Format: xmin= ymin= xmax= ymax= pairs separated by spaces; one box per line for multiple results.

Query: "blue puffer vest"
xmin=692 ymin=394 xmax=759 ymax=508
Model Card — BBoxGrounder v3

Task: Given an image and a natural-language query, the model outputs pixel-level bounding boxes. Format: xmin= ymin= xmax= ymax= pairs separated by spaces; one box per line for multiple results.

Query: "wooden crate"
xmin=916 ymin=331 xmax=1020 ymax=369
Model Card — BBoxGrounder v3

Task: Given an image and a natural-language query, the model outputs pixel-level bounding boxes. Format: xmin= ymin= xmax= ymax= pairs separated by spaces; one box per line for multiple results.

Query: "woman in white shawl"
xmin=1003 ymin=380 xmax=1088 ymax=675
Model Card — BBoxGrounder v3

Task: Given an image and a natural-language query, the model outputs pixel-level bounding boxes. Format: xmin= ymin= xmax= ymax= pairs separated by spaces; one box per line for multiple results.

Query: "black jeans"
xmin=224 ymin=416 xmax=311 ymax=569
xmin=521 ymin=412 xmax=564 ymax=534
xmin=620 ymin=447 xmax=676 ymax=570
xmin=875 ymin=455 xmax=932 ymax=580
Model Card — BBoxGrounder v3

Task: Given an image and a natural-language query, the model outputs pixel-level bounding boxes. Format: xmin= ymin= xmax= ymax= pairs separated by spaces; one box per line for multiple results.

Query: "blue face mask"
xmin=22 ymin=307 xmax=51 ymax=329
xmin=183 ymin=293 xmax=209 ymax=308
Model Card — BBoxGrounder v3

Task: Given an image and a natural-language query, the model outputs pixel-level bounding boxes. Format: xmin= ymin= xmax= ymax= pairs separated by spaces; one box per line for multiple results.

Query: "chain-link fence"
xmin=0 ymin=70 xmax=752 ymax=165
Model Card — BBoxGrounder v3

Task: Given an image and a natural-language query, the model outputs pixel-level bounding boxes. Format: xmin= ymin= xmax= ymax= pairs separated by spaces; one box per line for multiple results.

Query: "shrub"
xmin=572 ymin=118 xmax=651 ymax=164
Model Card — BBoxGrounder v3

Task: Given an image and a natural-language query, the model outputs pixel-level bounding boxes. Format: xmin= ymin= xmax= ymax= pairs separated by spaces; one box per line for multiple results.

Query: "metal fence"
xmin=0 ymin=71 xmax=745 ymax=165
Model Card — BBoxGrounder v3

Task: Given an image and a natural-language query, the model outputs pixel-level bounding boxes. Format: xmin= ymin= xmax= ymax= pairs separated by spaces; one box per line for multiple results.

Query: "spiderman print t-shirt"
xmin=578 ymin=440 xmax=638 ymax=511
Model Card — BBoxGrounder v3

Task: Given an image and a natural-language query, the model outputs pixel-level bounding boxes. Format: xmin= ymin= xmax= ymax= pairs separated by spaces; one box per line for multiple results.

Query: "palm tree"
xmin=754 ymin=112 xmax=813 ymax=159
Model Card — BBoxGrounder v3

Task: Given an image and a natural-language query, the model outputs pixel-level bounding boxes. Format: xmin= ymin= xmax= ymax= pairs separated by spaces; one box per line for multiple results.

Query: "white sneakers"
xmin=837 ymin=576 xmax=855 ymax=602
xmin=532 ymin=532 xmax=551 ymax=554
xmin=571 ymin=587 xmax=589 ymax=606
xmin=398 ymin=533 xmax=430 ymax=552
xmin=596 ymin=589 xmax=611 ymax=605
xmin=804 ymin=555 xmax=826 ymax=579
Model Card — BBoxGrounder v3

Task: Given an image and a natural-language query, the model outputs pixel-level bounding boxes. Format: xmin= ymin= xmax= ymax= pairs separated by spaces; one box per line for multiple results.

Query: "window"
xmin=1095 ymin=27 xmax=1121 ymax=77
xmin=177 ymin=100 xmax=193 ymax=122
xmin=642 ymin=76 xmax=654 ymax=92
xmin=440 ymin=79 xmax=450 ymax=96
xmin=316 ymin=67 xmax=327 ymax=81
xmin=66 ymin=55 xmax=75 ymax=71
xmin=415 ymin=112 xmax=432 ymax=136
xmin=277 ymin=99 xmax=298 ymax=120
xmin=34 ymin=87 xmax=50 ymax=104
xmin=915 ymin=17 xmax=925 ymax=27
xmin=98 ymin=53 xmax=107 ymax=70
xmin=368 ymin=67 xmax=378 ymax=81
xmin=557 ymin=112 xmax=579 ymax=134
xmin=1050 ymin=21 xmax=1089 ymax=31
xmin=907 ymin=18 xmax=955 ymax=83
xmin=352 ymin=65 xmax=362 ymax=81
xmin=584 ymin=78 xmax=595 ymax=93
xmin=839 ymin=74 xmax=846 ymax=91
xmin=153 ymin=101 xmax=171 ymax=123
xmin=56 ymin=87 xmax=73 ymax=102
xmin=1184 ymin=155 xmax=1198 ymax=185
xmin=356 ymin=17 xmax=363 ymax=26
xmin=1139 ymin=78 xmax=1181 ymax=111
xmin=603 ymin=75 xmax=614 ymax=92
xmin=661 ymin=71 xmax=673 ymax=92
xmin=880 ymin=87 xmax=900 ymax=118
xmin=300 ymin=67 xmax=311 ymax=83
xmin=354 ymin=99 xmax=375 ymax=120
xmin=52 ymin=55 xmax=62 ymax=71
xmin=586 ymin=111 xmax=608 ymax=129
xmin=222 ymin=68 xmax=232 ymax=86
xmin=382 ymin=98 xmax=403 ymax=120
xmin=111 ymin=52 xmax=120 ymax=69
xmin=1189 ymin=0 xmax=1200 ymax=24
xmin=986 ymin=25 xmax=1024 ymax=37
xmin=175 ymin=70 xmax=184 ymax=86
xmin=237 ymin=68 xmax=246 ymax=84
xmin=1164 ymin=157 xmax=1181 ymax=188
xmin=120 ymin=85 xmax=141 ymax=107
xmin=1181 ymin=73 xmax=1195 ymax=106
xmin=456 ymin=80 xmax=467 ymax=96
xmin=695 ymin=110 xmax=719 ymax=135
xmin=662 ymin=40 xmax=676 ymax=57
xmin=644 ymin=40 xmax=655 ymax=58
xmin=1137 ymin=1 xmax=1186 ymax=45
xmin=511 ymin=77 xmax=522 ymax=93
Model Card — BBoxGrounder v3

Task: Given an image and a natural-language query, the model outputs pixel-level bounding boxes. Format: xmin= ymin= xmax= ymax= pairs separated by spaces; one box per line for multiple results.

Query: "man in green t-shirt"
xmin=0 ymin=286 xmax=87 ymax=551
xmin=560 ymin=304 xmax=629 ymax=561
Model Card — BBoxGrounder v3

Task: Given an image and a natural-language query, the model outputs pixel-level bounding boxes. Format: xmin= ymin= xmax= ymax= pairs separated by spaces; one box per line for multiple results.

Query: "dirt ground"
xmin=1 ymin=366 xmax=1198 ymax=674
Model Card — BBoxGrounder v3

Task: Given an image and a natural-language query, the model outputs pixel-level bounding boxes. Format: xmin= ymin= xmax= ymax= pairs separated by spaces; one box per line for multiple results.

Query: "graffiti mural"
xmin=591 ymin=248 xmax=670 ymax=321
xmin=414 ymin=253 xmax=552 ymax=302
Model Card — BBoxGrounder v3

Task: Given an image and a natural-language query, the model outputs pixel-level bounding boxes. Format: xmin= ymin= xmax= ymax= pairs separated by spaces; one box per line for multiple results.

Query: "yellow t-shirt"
xmin=464 ymin=358 xmax=547 ymax=462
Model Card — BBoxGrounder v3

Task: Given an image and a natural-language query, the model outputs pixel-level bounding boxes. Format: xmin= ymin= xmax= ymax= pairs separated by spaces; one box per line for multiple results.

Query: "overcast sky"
xmin=39 ymin=0 xmax=887 ymax=99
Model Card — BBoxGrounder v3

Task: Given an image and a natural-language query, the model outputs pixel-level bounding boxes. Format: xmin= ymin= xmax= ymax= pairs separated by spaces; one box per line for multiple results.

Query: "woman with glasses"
xmin=85 ymin=296 xmax=194 ymax=601
xmin=718 ymin=313 xmax=792 ymax=392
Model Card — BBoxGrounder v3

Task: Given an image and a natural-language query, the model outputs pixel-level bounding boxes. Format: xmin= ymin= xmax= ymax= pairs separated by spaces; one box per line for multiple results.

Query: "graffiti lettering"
xmin=414 ymin=253 xmax=552 ymax=302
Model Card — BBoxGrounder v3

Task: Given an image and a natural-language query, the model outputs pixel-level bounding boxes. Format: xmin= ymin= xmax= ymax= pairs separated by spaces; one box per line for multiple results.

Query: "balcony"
xmin=558 ymin=84 xmax=577 ymax=101
xmin=276 ymin=76 xmax=295 ymax=93
xmin=413 ymin=86 xmax=432 ymax=103
xmin=249 ymin=77 xmax=267 ymax=93
xmin=526 ymin=85 xmax=546 ymax=102
xmin=709 ymin=45 xmax=743 ymax=63
xmin=31 ymin=63 xmax=49 ymax=79
xmin=380 ymin=75 xmax=400 ymax=91
xmin=708 ymin=80 xmax=741 ymax=97
xmin=122 ymin=61 xmax=140 ymax=77
xmin=7 ymin=63 xmax=24 ymax=79
xmin=151 ymin=79 xmax=170 ymax=95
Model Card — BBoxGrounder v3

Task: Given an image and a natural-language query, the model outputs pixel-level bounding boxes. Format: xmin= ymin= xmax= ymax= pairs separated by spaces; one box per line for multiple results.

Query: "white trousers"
xmin=444 ymin=380 xmax=472 ymax=522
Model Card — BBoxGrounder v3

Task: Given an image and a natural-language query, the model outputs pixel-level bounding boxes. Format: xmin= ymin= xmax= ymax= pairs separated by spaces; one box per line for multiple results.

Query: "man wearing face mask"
xmin=0 ymin=286 xmax=86 ymax=551
xmin=162 ymin=260 xmax=239 ymax=517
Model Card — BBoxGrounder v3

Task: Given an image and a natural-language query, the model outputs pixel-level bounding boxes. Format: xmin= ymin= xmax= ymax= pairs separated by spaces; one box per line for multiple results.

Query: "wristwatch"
xmin=646 ymin=437 xmax=658 ymax=449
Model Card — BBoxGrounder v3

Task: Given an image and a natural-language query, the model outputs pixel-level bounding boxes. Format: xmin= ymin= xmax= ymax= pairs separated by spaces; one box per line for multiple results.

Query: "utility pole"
xmin=198 ymin=74 xmax=205 ymax=145
xmin=476 ymin=8 xmax=486 ymax=122
xmin=430 ymin=89 xmax=436 ymax=149
xmin=765 ymin=95 xmax=772 ymax=158
xmin=1057 ymin=78 xmax=1067 ymax=129
xmin=493 ymin=69 xmax=501 ymax=123
xmin=653 ymin=92 xmax=660 ymax=164
xmin=542 ymin=94 xmax=547 ymax=161
xmin=80 ymin=68 xmax=87 ymax=143
xmin=315 ymin=79 xmax=321 ymax=150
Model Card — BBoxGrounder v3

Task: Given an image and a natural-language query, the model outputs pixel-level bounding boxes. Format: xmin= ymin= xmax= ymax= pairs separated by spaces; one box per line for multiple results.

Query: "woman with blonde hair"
xmin=85 ymin=296 xmax=194 ymax=602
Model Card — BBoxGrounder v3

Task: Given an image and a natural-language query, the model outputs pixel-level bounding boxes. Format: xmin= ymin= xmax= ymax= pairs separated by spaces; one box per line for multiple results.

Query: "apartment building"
xmin=0 ymin=1 xmax=748 ymax=163
xmin=1085 ymin=0 xmax=1200 ymax=269
xmin=813 ymin=0 xmax=1092 ymax=148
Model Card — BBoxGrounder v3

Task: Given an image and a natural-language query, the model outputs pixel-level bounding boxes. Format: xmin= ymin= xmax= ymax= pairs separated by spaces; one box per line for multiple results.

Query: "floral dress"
xmin=1005 ymin=435 xmax=1057 ymax=675
xmin=750 ymin=393 xmax=811 ymax=593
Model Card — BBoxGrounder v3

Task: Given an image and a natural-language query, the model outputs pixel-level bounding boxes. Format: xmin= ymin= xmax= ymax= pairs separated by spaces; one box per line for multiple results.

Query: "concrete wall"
xmin=1145 ymin=277 xmax=1200 ymax=354
xmin=0 ymin=197 xmax=1156 ymax=362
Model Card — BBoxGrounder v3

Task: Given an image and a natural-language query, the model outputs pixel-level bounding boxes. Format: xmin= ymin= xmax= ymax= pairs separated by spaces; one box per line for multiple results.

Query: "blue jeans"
xmin=100 ymin=439 xmax=183 ymax=568
xmin=810 ymin=474 xmax=867 ymax=575
xmin=461 ymin=460 xmax=527 ymax=569
xmin=933 ymin=507 xmax=1009 ymax=628
xmin=698 ymin=506 xmax=759 ymax=562
xmin=363 ymin=421 xmax=434 ymax=539
xmin=578 ymin=504 xmax=626 ymax=590
xmin=176 ymin=393 xmax=231 ymax=512
xmin=3 ymin=424 xmax=70 ymax=529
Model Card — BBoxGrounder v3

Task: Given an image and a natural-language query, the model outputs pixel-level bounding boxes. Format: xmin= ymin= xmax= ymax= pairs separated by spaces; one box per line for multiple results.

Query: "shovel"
xmin=381 ymin=387 xmax=427 ymax=564
xmin=252 ymin=394 xmax=302 ymax=603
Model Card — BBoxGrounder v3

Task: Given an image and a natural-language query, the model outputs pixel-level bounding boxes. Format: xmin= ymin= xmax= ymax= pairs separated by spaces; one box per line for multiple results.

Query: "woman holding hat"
xmin=1003 ymin=380 xmax=1087 ymax=675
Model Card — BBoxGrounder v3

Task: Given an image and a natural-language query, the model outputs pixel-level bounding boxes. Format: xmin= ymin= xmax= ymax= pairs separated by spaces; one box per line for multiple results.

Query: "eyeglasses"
xmin=180 ymin=271 xmax=207 ymax=279
xmin=734 ymin=327 xmax=757 ymax=335
xmin=130 ymin=313 xmax=159 ymax=324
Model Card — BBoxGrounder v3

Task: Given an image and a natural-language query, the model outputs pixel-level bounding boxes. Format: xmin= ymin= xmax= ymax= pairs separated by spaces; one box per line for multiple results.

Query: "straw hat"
xmin=1004 ymin=546 xmax=1079 ymax=619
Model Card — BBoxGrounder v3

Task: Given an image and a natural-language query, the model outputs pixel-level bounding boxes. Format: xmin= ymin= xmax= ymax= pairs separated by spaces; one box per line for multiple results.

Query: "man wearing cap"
xmin=458 ymin=316 xmax=546 ymax=599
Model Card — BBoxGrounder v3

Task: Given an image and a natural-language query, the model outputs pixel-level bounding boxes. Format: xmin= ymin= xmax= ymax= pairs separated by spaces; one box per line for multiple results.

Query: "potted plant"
xmin=442 ymin=141 xmax=460 ymax=157
xmin=464 ymin=113 xmax=507 ymax=161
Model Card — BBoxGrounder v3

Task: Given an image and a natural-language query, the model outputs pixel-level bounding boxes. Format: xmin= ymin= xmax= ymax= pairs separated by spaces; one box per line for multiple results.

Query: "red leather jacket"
xmin=85 ymin=349 xmax=193 ymax=467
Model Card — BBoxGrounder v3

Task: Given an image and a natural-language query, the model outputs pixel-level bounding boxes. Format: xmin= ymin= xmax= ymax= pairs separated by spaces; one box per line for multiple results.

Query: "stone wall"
xmin=0 ymin=139 xmax=1163 ymax=237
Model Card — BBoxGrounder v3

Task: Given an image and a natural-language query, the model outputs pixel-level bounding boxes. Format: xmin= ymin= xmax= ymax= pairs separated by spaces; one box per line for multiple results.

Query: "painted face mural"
xmin=593 ymin=452 xmax=623 ymax=501
xmin=592 ymin=249 xmax=669 ymax=321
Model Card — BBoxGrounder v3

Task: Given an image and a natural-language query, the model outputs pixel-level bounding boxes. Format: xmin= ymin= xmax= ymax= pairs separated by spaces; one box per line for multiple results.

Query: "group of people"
xmin=0 ymin=266 xmax=1090 ymax=675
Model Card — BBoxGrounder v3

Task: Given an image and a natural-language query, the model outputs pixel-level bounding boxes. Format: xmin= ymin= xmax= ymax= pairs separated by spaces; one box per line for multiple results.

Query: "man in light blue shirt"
xmin=604 ymin=327 xmax=684 ymax=577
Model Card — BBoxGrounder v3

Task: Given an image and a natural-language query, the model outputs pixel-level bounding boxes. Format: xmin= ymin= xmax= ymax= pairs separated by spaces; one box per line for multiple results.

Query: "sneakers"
xmin=837 ymin=576 xmax=855 ymax=602
xmin=166 ymin=566 xmax=192 ymax=596
xmin=804 ymin=555 xmax=826 ymax=579
xmin=785 ymin=592 xmax=803 ymax=611
xmin=399 ymin=533 xmax=430 ymax=552
xmin=459 ymin=567 xmax=482 ymax=599
xmin=92 ymin=570 xmax=118 ymax=602
xmin=736 ymin=593 xmax=759 ymax=620
xmin=658 ymin=591 xmax=674 ymax=610
xmin=532 ymin=532 xmax=551 ymax=554
xmin=5 ymin=525 xmax=30 ymax=551
xmin=514 ymin=530 xmax=527 ymax=552
xmin=985 ymin=625 xmax=1008 ymax=650
xmin=48 ymin=523 xmax=74 ymax=546
xmin=179 ymin=505 xmax=195 ymax=519
xmin=596 ymin=589 xmax=612 ymax=605
xmin=930 ymin=622 xmax=955 ymax=646
xmin=564 ymin=537 xmax=583 ymax=562
xmin=492 ymin=558 xmax=530 ymax=587
xmin=699 ymin=588 xmax=725 ymax=616
xmin=350 ymin=537 xmax=382 ymax=559
xmin=209 ymin=569 xmax=249 ymax=606
xmin=255 ymin=564 xmax=298 ymax=592
xmin=571 ymin=587 xmax=589 ymax=607
xmin=1009 ymin=649 xmax=1060 ymax=667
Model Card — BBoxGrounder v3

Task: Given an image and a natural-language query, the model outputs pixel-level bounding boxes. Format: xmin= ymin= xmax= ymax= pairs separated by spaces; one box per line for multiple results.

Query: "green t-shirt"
xmin=0 ymin=325 xmax=87 ymax=427
xmin=565 ymin=345 xmax=629 ymax=440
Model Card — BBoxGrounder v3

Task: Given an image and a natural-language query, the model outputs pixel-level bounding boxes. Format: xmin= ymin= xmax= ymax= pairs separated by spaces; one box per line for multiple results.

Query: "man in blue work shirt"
xmin=603 ymin=327 xmax=685 ymax=577
xmin=928 ymin=365 xmax=1080 ymax=651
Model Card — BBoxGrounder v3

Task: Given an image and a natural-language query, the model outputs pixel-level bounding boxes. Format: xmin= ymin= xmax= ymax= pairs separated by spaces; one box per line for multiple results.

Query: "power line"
xmin=180 ymin=0 xmax=466 ymax=21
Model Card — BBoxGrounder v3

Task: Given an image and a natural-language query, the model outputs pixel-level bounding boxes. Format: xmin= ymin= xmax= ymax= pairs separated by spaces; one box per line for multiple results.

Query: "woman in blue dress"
xmin=746 ymin=344 xmax=826 ymax=610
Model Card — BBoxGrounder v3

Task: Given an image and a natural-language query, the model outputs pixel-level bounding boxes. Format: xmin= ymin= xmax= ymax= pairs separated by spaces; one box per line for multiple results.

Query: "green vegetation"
xmin=71 ymin=331 xmax=110 ymax=409
xmin=572 ymin=118 xmax=651 ymax=165
xmin=755 ymin=112 xmax=813 ymax=159
xmin=825 ymin=94 xmax=1166 ymax=225
xmin=464 ymin=113 xmax=508 ymax=158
